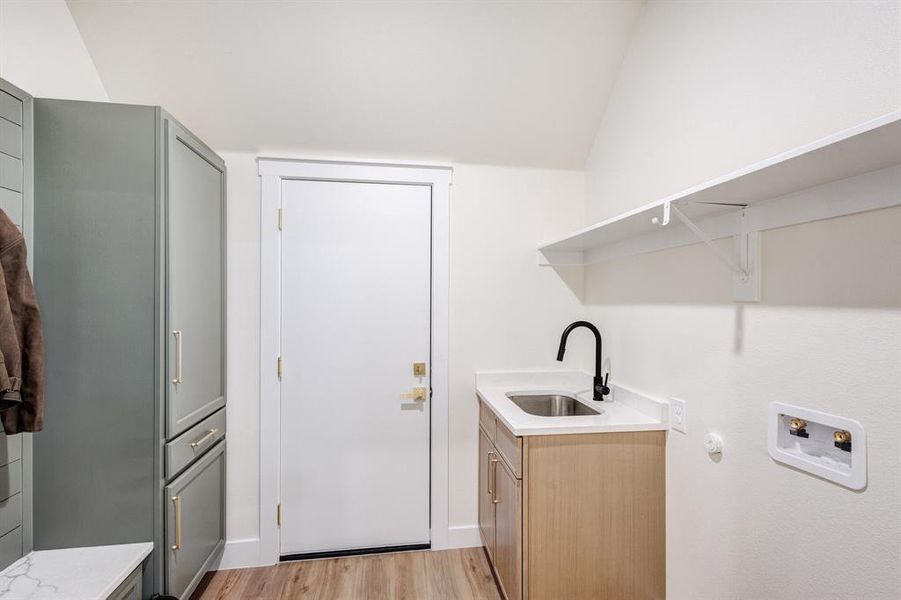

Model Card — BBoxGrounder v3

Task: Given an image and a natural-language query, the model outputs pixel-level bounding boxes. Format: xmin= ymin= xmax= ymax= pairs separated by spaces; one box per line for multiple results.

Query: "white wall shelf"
xmin=537 ymin=111 xmax=901 ymax=301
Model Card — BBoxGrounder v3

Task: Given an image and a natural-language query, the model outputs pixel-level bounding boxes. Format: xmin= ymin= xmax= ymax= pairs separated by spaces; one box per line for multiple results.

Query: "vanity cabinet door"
xmin=494 ymin=457 xmax=521 ymax=600
xmin=165 ymin=441 xmax=226 ymax=599
xmin=478 ymin=428 xmax=496 ymax=559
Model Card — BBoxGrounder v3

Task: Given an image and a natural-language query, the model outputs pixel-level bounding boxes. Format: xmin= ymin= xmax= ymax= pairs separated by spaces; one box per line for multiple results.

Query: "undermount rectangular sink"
xmin=507 ymin=394 xmax=601 ymax=417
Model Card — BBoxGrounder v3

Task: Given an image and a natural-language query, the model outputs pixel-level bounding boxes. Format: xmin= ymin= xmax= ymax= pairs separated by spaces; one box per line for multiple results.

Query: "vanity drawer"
xmin=479 ymin=400 xmax=496 ymax=442
xmin=166 ymin=408 xmax=226 ymax=479
xmin=495 ymin=419 xmax=522 ymax=478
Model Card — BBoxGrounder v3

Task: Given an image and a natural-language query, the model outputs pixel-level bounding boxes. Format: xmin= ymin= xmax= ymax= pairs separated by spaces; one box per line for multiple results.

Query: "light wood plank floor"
xmin=191 ymin=548 xmax=501 ymax=600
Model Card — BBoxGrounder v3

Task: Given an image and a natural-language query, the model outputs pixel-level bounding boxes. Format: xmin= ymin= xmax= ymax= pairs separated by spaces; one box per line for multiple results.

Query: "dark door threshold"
xmin=280 ymin=543 xmax=431 ymax=562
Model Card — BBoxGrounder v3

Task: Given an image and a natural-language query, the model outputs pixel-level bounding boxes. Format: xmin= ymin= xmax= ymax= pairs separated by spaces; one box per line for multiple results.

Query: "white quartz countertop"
xmin=0 ymin=542 xmax=152 ymax=600
xmin=476 ymin=370 xmax=669 ymax=436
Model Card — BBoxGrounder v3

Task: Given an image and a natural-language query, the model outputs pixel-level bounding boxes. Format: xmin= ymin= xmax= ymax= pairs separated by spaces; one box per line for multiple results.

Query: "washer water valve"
xmin=768 ymin=402 xmax=867 ymax=490
xmin=833 ymin=430 xmax=852 ymax=452
xmin=789 ymin=418 xmax=809 ymax=438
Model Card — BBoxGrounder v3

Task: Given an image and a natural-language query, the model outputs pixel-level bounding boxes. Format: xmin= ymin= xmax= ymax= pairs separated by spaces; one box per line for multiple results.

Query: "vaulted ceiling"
xmin=67 ymin=0 xmax=642 ymax=168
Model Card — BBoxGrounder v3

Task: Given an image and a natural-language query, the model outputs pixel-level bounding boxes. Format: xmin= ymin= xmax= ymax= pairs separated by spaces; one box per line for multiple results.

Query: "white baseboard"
xmin=218 ymin=537 xmax=264 ymax=570
xmin=444 ymin=525 xmax=482 ymax=549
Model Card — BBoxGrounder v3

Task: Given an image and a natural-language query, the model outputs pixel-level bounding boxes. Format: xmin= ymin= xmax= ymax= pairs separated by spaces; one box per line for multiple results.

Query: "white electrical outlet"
xmin=670 ymin=397 xmax=687 ymax=433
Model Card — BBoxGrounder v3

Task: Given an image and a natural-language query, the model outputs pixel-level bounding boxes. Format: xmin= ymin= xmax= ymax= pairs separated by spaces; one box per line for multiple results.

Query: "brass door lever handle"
xmin=401 ymin=387 xmax=427 ymax=402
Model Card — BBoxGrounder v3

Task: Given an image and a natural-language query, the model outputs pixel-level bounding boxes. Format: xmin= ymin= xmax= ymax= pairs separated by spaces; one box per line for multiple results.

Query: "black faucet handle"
xmin=593 ymin=373 xmax=611 ymax=401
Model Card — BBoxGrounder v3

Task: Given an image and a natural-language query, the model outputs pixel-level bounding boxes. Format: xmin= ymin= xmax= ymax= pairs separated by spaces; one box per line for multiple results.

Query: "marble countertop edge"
xmin=0 ymin=542 xmax=153 ymax=600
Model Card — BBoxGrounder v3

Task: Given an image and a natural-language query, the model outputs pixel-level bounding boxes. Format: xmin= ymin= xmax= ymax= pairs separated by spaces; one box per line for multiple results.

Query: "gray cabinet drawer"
xmin=0 ymin=526 xmax=21 ymax=571
xmin=0 ymin=461 xmax=22 ymax=501
xmin=165 ymin=440 xmax=225 ymax=599
xmin=0 ymin=493 xmax=22 ymax=537
xmin=0 ymin=92 xmax=22 ymax=125
xmin=0 ymin=118 xmax=22 ymax=159
xmin=0 ymin=153 xmax=22 ymax=192
xmin=0 ymin=187 xmax=23 ymax=225
xmin=166 ymin=408 xmax=226 ymax=479
xmin=0 ymin=432 xmax=22 ymax=466
xmin=107 ymin=564 xmax=142 ymax=600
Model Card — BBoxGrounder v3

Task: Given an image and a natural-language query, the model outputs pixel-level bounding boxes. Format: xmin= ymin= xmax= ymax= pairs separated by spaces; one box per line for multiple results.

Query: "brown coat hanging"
xmin=0 ymin=209 xmax=43 ymax=433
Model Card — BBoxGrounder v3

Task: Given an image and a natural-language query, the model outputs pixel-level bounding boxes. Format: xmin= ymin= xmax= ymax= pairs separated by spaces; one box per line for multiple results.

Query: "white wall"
xmin=447 ymin=164 xmax=587 ymax=530
xmin=0 ymin=0 xmax=108 ymax=100
xmin=585 ymin=0 xmax=900 ymax=222
xmin=219 ymin=154 xmax=587 ymax=563
xmin=581 ymin=1 xmax=901 ymax=598
xmin=219 ymin=151 xmax=262 ymax=552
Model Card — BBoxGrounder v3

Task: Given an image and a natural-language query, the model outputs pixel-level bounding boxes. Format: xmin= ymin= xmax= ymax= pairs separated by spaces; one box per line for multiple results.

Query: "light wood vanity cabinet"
xmin=493 ymin=454 xmax=521 ymax=600
xmin=479 ymin=427 xmax=522 ymax=600
xmin=478 ymin=430 xmax=496 ymax=561
xmin=478 ymin=400 xmax=666 ymax=600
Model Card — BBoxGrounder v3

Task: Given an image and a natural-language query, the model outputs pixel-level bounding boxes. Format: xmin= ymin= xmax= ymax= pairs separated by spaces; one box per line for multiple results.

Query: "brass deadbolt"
xmin=833 ymin=430 xmax=852 ymax=443
xmin=789 ymin=418 xmax=807 ymax=431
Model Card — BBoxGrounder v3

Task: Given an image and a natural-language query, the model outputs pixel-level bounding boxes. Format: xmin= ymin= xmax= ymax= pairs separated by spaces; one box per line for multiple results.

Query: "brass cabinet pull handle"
xmin=487 ymin=451 xmax=496 ymax=496
xmin=171 ymin=330 xmax=183 ymax=384
xmin=190 ymin=428 xmax=219 ymax=450
xmin=171 ymin=495 xmax=182 ymax=550
xmin=491 ymin=455 xmax=500 ymax=504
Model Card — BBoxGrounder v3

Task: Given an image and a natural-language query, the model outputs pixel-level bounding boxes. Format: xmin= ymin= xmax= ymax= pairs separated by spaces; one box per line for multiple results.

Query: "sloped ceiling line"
xmin=68 ymin=0 xmax=643 ymax=168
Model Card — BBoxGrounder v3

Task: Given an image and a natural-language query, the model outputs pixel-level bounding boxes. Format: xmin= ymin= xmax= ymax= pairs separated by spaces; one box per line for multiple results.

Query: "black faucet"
xmin=556 ymin=321 xmax=610 ymax=401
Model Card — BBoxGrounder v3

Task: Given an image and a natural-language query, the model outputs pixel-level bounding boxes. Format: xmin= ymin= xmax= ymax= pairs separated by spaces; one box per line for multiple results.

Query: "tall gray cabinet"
xmin=0 ymin=78 xmax=34 ymax=572
xmin=32 ymin=99 xmax=226 ymax=599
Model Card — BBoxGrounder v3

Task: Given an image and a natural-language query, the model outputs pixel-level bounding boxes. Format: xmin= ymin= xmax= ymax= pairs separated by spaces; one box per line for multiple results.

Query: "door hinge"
xmin=277 ymin=503 xmax=281 ymax=527
xmin=277 ymin=356 xmax=283 ymax=379
xmin=277 ymin=207 xmax=283 ymax=230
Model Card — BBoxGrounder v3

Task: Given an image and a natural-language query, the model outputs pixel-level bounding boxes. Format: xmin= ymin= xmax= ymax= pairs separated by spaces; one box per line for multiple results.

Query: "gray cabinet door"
xmin=166 ymin=120 xmax=225 ymax=439
xmin=165 ymin=440 xmax=225 ymax=599
xmin=108 ymin=565 xmax=142 ymax=600
xmin=0 ymin=79 xmax=30 ymax=570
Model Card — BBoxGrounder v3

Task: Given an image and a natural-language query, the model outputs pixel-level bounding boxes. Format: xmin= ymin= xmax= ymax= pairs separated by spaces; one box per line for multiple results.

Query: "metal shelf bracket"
xmin=650 ymin=201 xmax=671 ymax=227
xmin=654 ymin=202 xmax=761 ymax=302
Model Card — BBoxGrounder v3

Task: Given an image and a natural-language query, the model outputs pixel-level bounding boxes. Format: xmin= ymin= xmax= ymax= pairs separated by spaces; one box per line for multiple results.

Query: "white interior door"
xmin=279 ymin=179 xmax=431 ymax=556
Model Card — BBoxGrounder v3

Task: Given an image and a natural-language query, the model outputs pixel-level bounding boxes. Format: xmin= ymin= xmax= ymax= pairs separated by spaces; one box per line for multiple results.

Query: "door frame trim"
xmin=257 ymin=158 xmax=452 ymax=565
